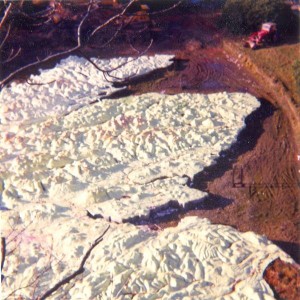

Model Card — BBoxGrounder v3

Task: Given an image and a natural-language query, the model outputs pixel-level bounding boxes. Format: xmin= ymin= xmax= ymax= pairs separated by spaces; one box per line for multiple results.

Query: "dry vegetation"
xmin=244 ymin=43 xmax=300 ymax=105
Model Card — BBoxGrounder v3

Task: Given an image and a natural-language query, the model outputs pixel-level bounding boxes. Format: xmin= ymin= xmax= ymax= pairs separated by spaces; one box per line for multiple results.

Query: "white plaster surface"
xmin=0 ymin=214 xmax=293 ymax=299
xmin=0 ymin=54 xmax=173 ymax=126
xmin=0 ymin=91 xmax=259 ymax=222
xmin=0 ymin=55 xmax=292 ymax=299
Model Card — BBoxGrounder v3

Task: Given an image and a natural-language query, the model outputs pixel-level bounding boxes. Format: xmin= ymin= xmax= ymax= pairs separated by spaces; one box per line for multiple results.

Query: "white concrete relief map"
xmin=0 ymin=54 xmax=294 ymax=299
xmin=1 ymin=1 xmax=299 ymax=298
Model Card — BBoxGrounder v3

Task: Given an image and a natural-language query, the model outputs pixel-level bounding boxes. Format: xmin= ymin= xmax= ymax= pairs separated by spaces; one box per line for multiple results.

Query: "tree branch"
xmin=96 ymin=22 xmax=124 ymax=49
xmin=19 ymin=6 xmax=54 ymax=19
xmin=90 ymin=0 xmax=136 ymax=38
xmin=1 ymin=237 xmax=5 ymax=282
xmin=38 ymin=225 xmax=110 ymax=300
xmin=0 ymin=1 xmax=94 ymax=88
xmin=79 ymin=37 xmax=153 ymax=83
xmin=1 ymin=47 xmax=21 ymax=64
xmin=77 ymin=0 xmax=93 ymax=47
xmin=0 ymin=2 xmax=12 ymax=30
xmin=148 ymin=0 xmax=184 ymax=15
xmin=0 ymin=45 xmax=78 ymax=88
xmin=3 ymin=247 xmax=53 ymax=300
xmin=0 ymin=23 xmax=11 ymax=50
xmin=0 ymin=0 xmax=179 ymax=88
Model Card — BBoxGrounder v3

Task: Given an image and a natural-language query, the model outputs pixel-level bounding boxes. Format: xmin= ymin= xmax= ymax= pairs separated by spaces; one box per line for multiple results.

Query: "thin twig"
xmin=129 ymin=42 xmax=140 ymax=54
xmin=80 ymin=37 xmax=153 ymax=83
xmin=0 ymin=1 xmax=94 ymax=88
xmin=77 ymin=0 xmax=93 ymax=47
xmin=0 ymin=2 xmax=12 ymax=30
xmin=0 ymin=23 xmax=11 ymax=50
xmin=1 ymin=237 xmax=6 ymax=282
xmin=19 ymin=6 xmax=54 ymax=19
xmin=78 ymin=51 xmax=115 ymax=83
xmin=106 ymin=37 xmax=153 ymax=81
xmin=6 ymin=219 xmax=34 ymax=246
xmin=29 ymin=17 xmax=52 ymax=27
xmin=39 ymin=225 xmax=110 ymax=300
xmin=148 ymin=0 xmax=184 ymax=15
xmin=0 ymin=45 xmax=78 ymax=89
xmin=2 ymin=47 xmax=21 ymax=64
xmin=108 ymin=38 xmax=153 ymax=73
xmin=96 ymin=22 xmax=124 ymax=49
xmin=115 ymin=270 xmax=133 ymax=298
xmin=90 ymin=0 xmax=136 ymax=38
xmin=3 ymin=255 xmax=52 ymax=300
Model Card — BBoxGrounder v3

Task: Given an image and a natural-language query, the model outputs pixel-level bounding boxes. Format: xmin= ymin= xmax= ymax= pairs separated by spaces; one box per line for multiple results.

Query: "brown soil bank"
xmin=201 ymin=40 xmax=300 ymax=263
xmin=130 ymin=36 xmax=300 ymax=266
xmin=191 ymin=104 xmax=299 ymax=260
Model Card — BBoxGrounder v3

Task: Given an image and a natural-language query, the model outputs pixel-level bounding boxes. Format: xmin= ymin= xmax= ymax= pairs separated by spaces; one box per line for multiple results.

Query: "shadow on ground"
xmin=192 ymin=98 xmax=276 ymax=191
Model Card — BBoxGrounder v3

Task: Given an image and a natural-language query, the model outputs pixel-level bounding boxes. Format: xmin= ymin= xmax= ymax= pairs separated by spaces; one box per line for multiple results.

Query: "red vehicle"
xmin=244 ymin=22 xmax=278 ymax=49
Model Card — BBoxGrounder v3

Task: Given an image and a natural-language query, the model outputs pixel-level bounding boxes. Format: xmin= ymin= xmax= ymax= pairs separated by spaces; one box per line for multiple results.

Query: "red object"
xmin=244 ymin=23 xmax=277 ymax=49
xmin=249 ymin=30 xmax=269 ymax=43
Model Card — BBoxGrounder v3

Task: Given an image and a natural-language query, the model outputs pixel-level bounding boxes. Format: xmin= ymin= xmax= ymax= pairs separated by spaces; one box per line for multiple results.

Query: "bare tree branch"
xmin=29 ymin=17 xmax=52 ymax=27
xmin=127 ymin=27 xmax=154 ymax=54
xmin=6 ymin=219 xmax=34 ymax=247
xmin=0 ymin=1 xmax=94 ymax=88
xmin=149 ymin=0 xmax=184 ymax=15
xmin=38 ymin=225 xmax=110 ymax=300
xmin=90 ymin=0 xmax=136 ymax=38
xmin=0 ymin=47 xmax=78 ymax=89
xmin=1 ymin=237 xmax=5 ymax=282
xmin=79 ymin=52 xmax=116 ymax=83
xmin=79 ymin=37 xmax=153 ymax=83
xmin=96 ymin=22 xmax=124 ymax=49
xmin=77 ymin=0 xmax=93 ymax=47
xmin=0 ymin=2 xmax=12 ymax=30
xmin=106 ymin=37 xmax=153 ymax=77
xmin=0 ymin=23 xmax=11 ymax=50
xmin=1 ymin=47 xmax=21 ymax=64
xmin=19 ymin=6 xmax=54 ymax=19
xmin=0 ymin=0 xmax=180 ymax=88
xmin=3 ymin=269 xmax=51 ymax=300
xmin=3 ymin=245 xmax=53 ymax=300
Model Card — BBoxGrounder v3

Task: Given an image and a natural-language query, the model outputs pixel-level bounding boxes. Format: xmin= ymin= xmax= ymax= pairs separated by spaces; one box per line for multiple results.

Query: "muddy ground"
xmin=1 ymin=6 xmax=299 ymax=299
